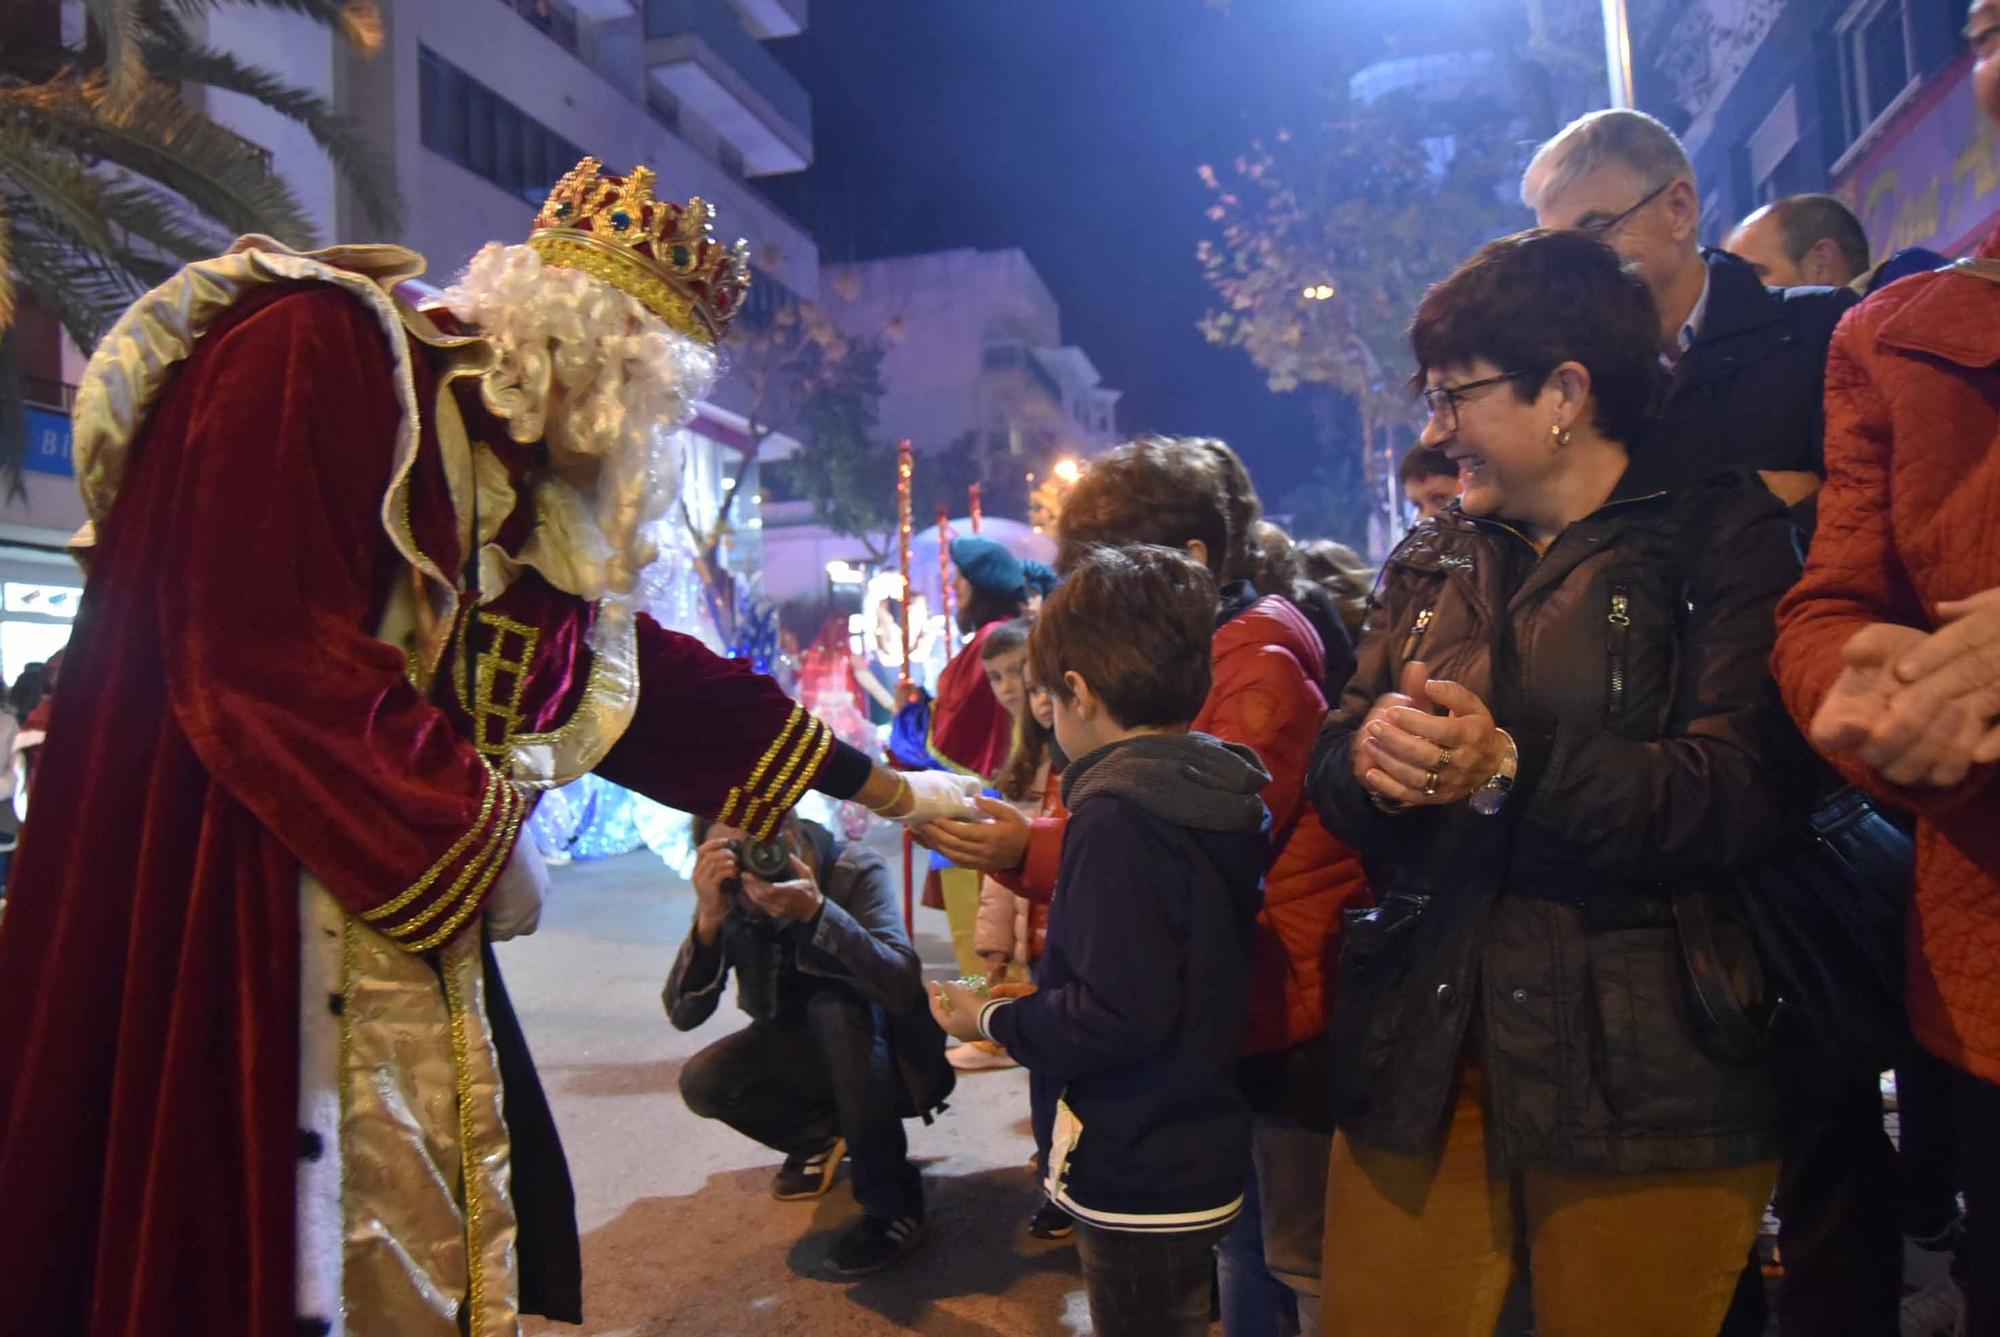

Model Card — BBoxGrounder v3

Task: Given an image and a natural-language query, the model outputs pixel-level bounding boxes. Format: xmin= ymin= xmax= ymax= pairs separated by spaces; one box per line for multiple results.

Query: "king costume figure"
xmin=0 ymin=158 xmax=977 ymax=1337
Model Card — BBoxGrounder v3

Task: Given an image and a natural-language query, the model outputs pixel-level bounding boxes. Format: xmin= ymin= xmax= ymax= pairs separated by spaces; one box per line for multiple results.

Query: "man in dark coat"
xmin=1524 ymin=108 xmax=1891 ymax=1337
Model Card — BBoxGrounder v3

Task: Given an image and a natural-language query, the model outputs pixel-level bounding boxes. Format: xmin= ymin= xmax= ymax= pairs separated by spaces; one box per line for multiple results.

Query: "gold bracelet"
xmin=866 ymin=773 xmax=912 ymax=818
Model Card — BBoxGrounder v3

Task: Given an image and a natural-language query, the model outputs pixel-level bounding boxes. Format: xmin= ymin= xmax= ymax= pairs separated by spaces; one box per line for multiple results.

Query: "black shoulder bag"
xmin=1662 ymin=503 xmax=1913 ymax=1072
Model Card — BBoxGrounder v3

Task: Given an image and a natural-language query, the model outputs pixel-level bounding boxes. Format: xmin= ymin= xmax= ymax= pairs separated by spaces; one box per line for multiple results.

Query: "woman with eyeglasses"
xmin=1307 ymin=228 xmax=1808 ymax=1336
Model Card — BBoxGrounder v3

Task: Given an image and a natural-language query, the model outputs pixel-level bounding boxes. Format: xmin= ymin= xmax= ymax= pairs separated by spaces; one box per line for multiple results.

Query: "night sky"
xmin=762 ymin=0 xmax=1420 ymax=505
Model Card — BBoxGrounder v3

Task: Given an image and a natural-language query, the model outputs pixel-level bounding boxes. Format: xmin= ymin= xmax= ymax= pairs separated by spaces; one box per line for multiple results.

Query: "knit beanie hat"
xmin=949 ymin=536 xmax=1027 ymax=598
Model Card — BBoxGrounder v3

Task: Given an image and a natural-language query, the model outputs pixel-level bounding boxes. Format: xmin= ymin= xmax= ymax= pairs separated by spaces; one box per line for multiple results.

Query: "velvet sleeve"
xmin=154 ymin=286 xmax=521 ymax=951
xmin=594 ymin=614 xmax=839 ymax=840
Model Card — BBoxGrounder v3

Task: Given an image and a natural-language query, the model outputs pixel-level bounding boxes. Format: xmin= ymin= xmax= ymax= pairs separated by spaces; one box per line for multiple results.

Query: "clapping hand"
xmin=1811 ymin=596 xmax=2000 ymax=789
xmin=1355 ymin=661 xmax=1508 ymax=807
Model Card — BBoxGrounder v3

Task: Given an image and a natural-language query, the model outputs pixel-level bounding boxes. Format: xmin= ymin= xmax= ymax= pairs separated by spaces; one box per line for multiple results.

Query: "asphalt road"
xmin=505 ymin=842 xmax=1094 ymax=1336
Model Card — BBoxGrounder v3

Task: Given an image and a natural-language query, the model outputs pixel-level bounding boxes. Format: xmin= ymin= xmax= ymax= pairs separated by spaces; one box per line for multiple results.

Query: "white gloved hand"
xmin=895 ymin=770 xmax=984 ymax=823
xmin=486 ymin=834 xmax=549 ymax=941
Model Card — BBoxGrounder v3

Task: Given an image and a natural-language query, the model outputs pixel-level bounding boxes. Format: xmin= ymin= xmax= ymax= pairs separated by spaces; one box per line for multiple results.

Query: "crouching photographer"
xmin=666 ymin=814 xmax=953 ymax=1278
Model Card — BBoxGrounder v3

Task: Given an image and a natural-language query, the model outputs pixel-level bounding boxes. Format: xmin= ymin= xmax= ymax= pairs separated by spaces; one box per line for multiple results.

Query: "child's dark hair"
xmin=979 ymin=616 xmax=1035 ymax=662
xmin=1029 ymin=545 xmax=1216 ymax=730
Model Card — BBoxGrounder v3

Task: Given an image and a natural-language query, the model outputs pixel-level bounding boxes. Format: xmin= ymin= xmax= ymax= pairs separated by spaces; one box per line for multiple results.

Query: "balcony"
xmin=643 ymin=0 xmax=811 ymax=176
xmin=725 ymin=0 xmax=805 ymax=39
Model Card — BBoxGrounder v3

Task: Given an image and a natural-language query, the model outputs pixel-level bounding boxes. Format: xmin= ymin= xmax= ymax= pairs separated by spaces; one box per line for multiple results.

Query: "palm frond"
xmin=4 ymin=208 xmax=144 ymax=352
xmin=0 ymin=324 xmax=29 ymax=499
xmin=0 ymin=117 xmax=123 ymax=262
xmin=96 ymin=177 xmax=230 ymax=263
xmin=161 ymin=0 xmax=384 ymax=53
xmin=144 ymin=40 xmax=402 ymax=233
xmin=79 ymin=0 xmax=147 ymax=105
xmin=5 ymin=75 xmax=319 ymax=247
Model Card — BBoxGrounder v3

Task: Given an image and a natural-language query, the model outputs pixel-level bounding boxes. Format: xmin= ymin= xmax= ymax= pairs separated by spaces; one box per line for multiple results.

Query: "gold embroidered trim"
xmin=454 ymin=612 xmax=542 ymax=762
xmin=407 ymin=792 xmax=526 ymax=953
xmin=755 ymin=718 xmax=834 ymax=841
xmin=743 ymin=715 xmax=831 ymax=838
xmin=505 ymin=602 xmax=641 ymax=791
xmin=337 ymin=911 xmax=358 ymax=1251
xmin=361 ymin=768 xmax=502 ymax=924
xmin=718 ymin=705 xmax=805 ymax=828
xmin=442 ymin=944 xmax=486 ymax=1337
xmin=390 ymin=783 xmax=520 ymax=941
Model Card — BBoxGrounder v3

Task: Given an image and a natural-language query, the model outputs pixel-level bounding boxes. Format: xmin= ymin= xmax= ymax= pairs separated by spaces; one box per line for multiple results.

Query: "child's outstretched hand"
xmin=929 ymin=978 xmax=985 ymax=1042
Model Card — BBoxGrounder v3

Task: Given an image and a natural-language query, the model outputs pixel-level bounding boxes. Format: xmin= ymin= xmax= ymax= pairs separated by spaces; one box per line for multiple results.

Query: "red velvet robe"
xmin=0 ymin=280 xmax=836 ymax=1334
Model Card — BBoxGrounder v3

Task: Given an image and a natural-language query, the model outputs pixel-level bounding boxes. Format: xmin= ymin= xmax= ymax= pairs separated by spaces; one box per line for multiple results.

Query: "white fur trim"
xmin=296 ymin=877 xmax=347 ymax=1335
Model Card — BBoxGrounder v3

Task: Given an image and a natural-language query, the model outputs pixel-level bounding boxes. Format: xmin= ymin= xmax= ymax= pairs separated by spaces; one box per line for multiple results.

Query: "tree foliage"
xmin=1 ymin=0 xmax=399 ymax=484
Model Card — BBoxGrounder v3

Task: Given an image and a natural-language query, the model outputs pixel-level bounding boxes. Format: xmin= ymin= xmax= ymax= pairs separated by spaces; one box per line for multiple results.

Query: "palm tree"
xmin=0 ymin=0 xmax=402 ymax=481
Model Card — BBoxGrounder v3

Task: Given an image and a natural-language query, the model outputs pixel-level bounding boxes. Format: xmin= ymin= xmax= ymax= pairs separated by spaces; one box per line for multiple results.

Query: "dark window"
xmin=418 ymin=46 xmax=582 ymax=205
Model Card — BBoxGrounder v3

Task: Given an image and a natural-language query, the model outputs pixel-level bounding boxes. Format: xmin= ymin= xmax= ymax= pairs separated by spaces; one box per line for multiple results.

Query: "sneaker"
xmin=772 ymin=1136 xmax=846 ymax=1201
xmin=1027 ymin=1198 xmax=1074 ymax=1241
xmin=946 ymin=1040 xmax=1019 ymax=1072
xmin=823 ymin=1213 xmax=926 ymax=1278
xmin=1900 ymin=1277 xmax=1965 ymax=1337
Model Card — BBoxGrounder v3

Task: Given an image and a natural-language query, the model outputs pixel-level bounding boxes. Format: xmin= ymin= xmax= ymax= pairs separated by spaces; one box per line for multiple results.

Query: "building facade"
xmin=756 ymin=246 xmax=1120 ymax=606
xmin=1670 ymin=0 xmax=1989 ymax=259
xmin=10 ymin=0 xmax=821 ymax=666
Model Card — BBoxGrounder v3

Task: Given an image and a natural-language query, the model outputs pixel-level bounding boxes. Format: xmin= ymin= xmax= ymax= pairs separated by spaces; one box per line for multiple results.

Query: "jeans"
xmin=1075 ymin=1220 xmax=1230 ymax=1337
xmin=678 ymin=985 xmax=921 ymax=1220
xmin=1218 ymin=1115 xmax=1328 ymax=1336
xmin=1957 ymin=1066 xmax=2000 ymax=1337
xmin=1218 ymin=1164 xmax=1295 ymax=1335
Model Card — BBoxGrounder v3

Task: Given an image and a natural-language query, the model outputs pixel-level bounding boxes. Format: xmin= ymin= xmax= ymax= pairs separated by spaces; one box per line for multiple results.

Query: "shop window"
xmin=1 ymin=621 xmax=72 ymax=689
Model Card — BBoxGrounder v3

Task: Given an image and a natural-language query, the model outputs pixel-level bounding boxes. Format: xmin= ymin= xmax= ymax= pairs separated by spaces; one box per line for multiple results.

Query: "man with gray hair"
xmin=1523 ymin=108 xmax=1854 ymax=512
xmin=1525 ymin=109 xmax=1891 ymax=1337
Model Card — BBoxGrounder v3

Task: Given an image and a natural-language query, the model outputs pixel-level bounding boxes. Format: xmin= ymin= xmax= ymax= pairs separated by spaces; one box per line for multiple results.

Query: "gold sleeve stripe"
xmin=362 ymin=768 xmax=503 ymax=924
xmin=389 ymin=782 xmax=522 ymax=939
xmin=740 ymin=713 xmax=826 ymax=836
xmin=717 ymin=705 xmax=806 ymax=827
xmin=752 ymin=719 xmax=835 ymax=841
xmin=406 ymin=789 xmax=529 ymax=953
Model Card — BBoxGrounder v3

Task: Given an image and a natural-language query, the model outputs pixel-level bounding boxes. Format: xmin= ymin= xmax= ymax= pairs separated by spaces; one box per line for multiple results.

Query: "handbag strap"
xmin=1671 ymin=892 xmax=1771 ymax=1062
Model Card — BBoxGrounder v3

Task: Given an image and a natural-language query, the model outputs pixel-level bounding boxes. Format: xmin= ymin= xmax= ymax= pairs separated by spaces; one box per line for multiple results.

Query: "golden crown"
xmin=528 ymin=157 xmax=753 ymax=345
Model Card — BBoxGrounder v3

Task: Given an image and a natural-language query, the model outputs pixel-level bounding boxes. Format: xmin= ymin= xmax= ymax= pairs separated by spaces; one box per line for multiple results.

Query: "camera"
xmin=727 ymin=837 xmax=794 ymax=883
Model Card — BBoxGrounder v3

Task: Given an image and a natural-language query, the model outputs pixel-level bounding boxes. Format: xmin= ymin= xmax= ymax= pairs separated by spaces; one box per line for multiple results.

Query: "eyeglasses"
xmin=1967 ymin=15 xmax=2000 ymax=58
xmin=1420 ymin=371 xmax=1534 ymax=433
xmin=1579 ymin=180 xmax=1672 ymax=239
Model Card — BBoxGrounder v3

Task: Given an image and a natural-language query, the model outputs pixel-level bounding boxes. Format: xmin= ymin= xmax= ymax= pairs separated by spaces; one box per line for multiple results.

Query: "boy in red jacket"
xmin=919 ymin=436 xmax=1369 ymax=1331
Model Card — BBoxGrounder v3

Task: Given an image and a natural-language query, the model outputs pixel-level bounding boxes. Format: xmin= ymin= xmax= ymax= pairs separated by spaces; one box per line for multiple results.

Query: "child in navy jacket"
xmin=932 ymin=545 xmax=1269 ymax=1337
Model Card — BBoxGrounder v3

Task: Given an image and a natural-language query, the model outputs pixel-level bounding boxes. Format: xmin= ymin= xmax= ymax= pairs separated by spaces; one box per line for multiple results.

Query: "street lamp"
xmin=1601 ymin=0 xmax=1635 ymax=109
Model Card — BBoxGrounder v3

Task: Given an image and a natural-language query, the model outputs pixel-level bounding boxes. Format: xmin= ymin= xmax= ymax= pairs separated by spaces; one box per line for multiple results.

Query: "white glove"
xmin=486 ymin=835 xmax=549 ymax=941
xmin=895 ymin=770 xmax=984 ymax=823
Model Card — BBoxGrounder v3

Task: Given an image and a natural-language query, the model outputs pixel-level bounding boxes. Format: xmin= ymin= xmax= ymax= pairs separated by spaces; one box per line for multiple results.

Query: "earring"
xmin=1551 ymin=423 xmax=1572 ymax=449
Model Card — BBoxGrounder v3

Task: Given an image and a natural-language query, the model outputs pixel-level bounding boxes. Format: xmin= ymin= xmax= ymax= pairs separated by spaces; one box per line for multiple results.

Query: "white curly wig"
xmin=441 ymin=241 xmax=720 ymax=603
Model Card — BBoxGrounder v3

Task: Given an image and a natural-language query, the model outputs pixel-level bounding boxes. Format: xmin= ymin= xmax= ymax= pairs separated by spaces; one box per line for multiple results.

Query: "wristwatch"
xmin=1469 ymin=730 xmax=1519 ymax=817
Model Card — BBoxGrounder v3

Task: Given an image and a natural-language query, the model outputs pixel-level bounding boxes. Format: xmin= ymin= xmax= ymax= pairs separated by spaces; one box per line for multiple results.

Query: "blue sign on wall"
xmin=23 ymin=405 xmax=73 ymax=479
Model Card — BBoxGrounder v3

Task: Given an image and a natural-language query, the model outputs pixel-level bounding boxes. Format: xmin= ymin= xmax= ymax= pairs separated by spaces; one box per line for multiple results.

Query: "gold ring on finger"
xmin=1437 ymin=747 xmax=1454 ymax=770
xmin=1423 ymin=769 xmax=1441 ymax=797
